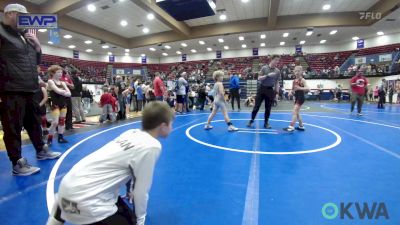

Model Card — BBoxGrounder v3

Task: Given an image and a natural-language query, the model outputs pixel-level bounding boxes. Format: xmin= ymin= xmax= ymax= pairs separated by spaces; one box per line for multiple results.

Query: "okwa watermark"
xmin=359 ymin=11 xmax=382 ymax=20
xmin=322 ymin=202 xmax=389 ymax=220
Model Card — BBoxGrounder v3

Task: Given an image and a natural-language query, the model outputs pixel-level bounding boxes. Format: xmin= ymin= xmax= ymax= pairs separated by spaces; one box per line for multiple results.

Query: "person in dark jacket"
xmin=70 ymin=70 xmax=86 ymax=123
xmin=229 ymin=72 xmax=241 ymax=111
xmin=0 ymin=3 xmax=61 ymax=176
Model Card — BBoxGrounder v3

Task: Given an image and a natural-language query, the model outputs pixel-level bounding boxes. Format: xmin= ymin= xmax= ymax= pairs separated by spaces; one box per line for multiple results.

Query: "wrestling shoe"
xmin=204 ymin=124 xmax=213 ymax=130
xmin=37 ymin=145 xmax=62 ymax=160
xmin=228 ymin=125 xmax=239 ymax=132
xmin=295 ymin=126 xmax=306 ymax=131
xmin=12 ymin=158 xmax=40 ymax=176
xmin=283 ymin=126 xmax=295 ymax=132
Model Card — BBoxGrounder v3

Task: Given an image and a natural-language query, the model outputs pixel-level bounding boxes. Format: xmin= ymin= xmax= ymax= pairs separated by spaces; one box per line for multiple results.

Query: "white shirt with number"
xmin=58 ymin=129 xmax=161 ymax=225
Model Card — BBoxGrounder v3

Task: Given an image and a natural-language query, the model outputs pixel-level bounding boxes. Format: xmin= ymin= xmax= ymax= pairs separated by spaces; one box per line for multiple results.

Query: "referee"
xmin=247 ymin=55 xmax=281 ymax=129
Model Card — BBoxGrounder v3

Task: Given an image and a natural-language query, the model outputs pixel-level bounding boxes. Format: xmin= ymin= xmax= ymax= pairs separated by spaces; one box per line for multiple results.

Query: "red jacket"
xmin=100 ymin=93 xmax=117 ymax=112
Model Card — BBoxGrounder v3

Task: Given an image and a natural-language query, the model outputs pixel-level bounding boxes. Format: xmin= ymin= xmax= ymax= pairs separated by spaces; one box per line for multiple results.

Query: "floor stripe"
xmin=313 ymin=117 xmax=400 ymax=160
xmin=238 ymin=131 xmax=278 ymax=134
xmin=241 ymin=121 xmax=260 ymax=225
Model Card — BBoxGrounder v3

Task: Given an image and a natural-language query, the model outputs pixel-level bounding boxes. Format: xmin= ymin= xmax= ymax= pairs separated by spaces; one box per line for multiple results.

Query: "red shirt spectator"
xmin=153 ymin=74 xmax=166 ymax=97
xmin=100 ymin=92 xmax=117 ymax=112
xmin=350 ymin=74 xmax=368 ymax=95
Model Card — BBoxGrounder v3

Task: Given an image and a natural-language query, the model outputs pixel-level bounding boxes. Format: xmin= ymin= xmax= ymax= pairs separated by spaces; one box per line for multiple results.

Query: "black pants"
xmin=0 ymin=93 xmax=45 ymax=165
xmin=230 ymin=88 xmax=241 ymax=110
xmin=65 ymin=97 xmax=73 ymax=129
xmin=251 ymin=87 xmax=275 ymax=124
xmin=378 ymin=94 xmax=385 ymax=108
xmin=87 ymin=197 xmax=136 ymax=225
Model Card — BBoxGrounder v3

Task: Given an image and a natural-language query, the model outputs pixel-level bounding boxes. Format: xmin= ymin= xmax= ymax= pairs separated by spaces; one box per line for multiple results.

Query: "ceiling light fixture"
xmin=320 ymin=40 xmax=326 ymax=44
xmin=299 ymin=40 xmax=306 ymax=45
xmin=218 ymin=38 xmax=224 ymax=43
xmin=86 ymin=49 xmax=93 ymax=52
xmin=260 ymin=43 xmax=265 ymax=47
xmin=102 ymin=45 xmax=109 ymax=49
xmin=377 ymin=31 xmax=384 ymax=36
xmin=125 ymin=49 xmax=130 ymax=52
xmin=280 ymin=42 xmax=285 ymax=46
xmin=141 ymin=54 xmax=146 ymax=57
xmin=239 ymin=36 xmax=244 ymax=41
xmin=207 ymin=47 xmax=212 ymax=51
xmin=87 ymin=4 xmax=96 ymax=12
xmin=47 ymin=41 xmax=53 ymax=45
xmin=242 ymin=44 xmax=247 ymax=48
xmin=219 ymin=14 xmax=227 ymax=20
xmin=322 ymin=4 xmax=331 ymax=10
xmin=120 ymin=20 xmax=128 ymax=27
xmin=150 ymin=47 xmax=156 ymax=51
xmin=147 ymin=13 xmax=155 ymax=20
xmin=162 ymin=53 xmax=168 ymax=56
xmin=68 ymin=45 xmax=76 ymax=49
xmin=330 ymin=30 xmax=337 ymax=35
xmin=63 ymin=34 xmax=72 ymax=39
xmin=84 ymin=40 xmax=92 ymax=44
xmin=165 ymin=45 xmax=171 ymax=49
xmin=224 ymin=46 xmax=229 ymax=50
xmin=176 ymin=51 xmax=182 ymax=54
xmin=283 ymin=32 xmax=289 ymax=37
xmin=199 ymin=40 xmax=205 ymax=45
xmin=191 ymin=49 xmax=197 ymax=53
xmin=38 ymin=29 xmax=47 ymax=32
xmin=142 ymin=27 xmax=149 ymax=33
xmin=107 ymin=52 xmax=112 ymax=55
xmin=260 ymin=34 xmax=266 ymax=39
xmin=125 ymin=53 xmax=129 ymax=56
xmin=352 ymin=36 xmax=359 ymax=40
xmin=181 ymin=43 xmax=188 ymax=47
xmin=306 ymin=31 xmax=313 ymax=36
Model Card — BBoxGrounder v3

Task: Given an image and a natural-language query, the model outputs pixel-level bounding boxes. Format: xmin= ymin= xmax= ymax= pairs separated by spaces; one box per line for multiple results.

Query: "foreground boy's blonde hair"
xmin=142 ymin=101 xmax=175 ymax=130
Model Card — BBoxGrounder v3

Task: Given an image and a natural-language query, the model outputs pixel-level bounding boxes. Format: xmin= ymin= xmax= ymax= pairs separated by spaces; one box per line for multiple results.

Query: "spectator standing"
xmin=0 ymin=4 xmax=61 ymax=176
xmin=70 ymin=71 xmax=85 ymax=123
xmin=229 ymin=72 xmax=241 ymax=111
xmin=153 ymin=72 xmax=166 ymax=101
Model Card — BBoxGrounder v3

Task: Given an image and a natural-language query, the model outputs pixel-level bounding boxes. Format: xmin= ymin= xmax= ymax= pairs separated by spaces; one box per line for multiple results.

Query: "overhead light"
xmin=207 ymin=47 xmax=212 ymax=51
xmin=84 ymin=40 xmax=92 ymax=44
xmin=330 ymin=30 xmax=337 ymax=35
xmin=142 ymin=27 xmax=149 ymax=33
xmin=377 ymin=31 xmax=384 ymax=36
xmin=322 ymin=4 xmax=331 ymax=10
xmin=162 ymin=52 xmax=168 ymax=56
xmin=176 ymin=51 xmax=182 ymax=54
xmin=68 ymin=45 xmax=76 ymax=49
xmin=149 ymin=47 xmax=156 ymax=51
xmin=239 ymin=36 xmax=244 ymax=41
xmin=218 ymin=38 xmax=224 ymax=43
xmin=38 ymin=29 xmax=47 ymax=33
xmin=147 ymin=13 xmax=155 ymax=20
xmin=120 ymin=20 xmax=128 ymax=27
xmin=320 ymin=40 xmax=326 ymax=44
xmin=141 ymin=54 xmax=146 ymax=57
xmin=165 ymin=45 xmax=171 ymax=49
xmin=86 ymin=49 xmax=93 ymax=52
xmin=125 ymin=49 xmax=130 ymax=52
xmin=352 ymin=36 xmax=359 ymax=40
xmin=191 ymin=49 xmax=197 ymax=53
xmin=87 ymin=4 xmax=96 ymax=12
xmin=125 ymin=53 xmax=129 ymax=56
xmin=241 ymin=0 xmax=250 ymax=2
xmin=47 ymin=41 xmax=53 ymax=45
xmin=224 ymin=46 xmax=229 ymax=50
xmin=280 ymin=42 xmax=285 ymax=46
xmin=242 ymin=44 xmax=247 ymax=48
xmin=219 ymin=14 xmax=227 ymax=20
xmin=306 ymin=31 xmax=313 ymax=36
xmin=63 ymin=34 xmax=72 ymax=39
xmin=260 ymin=43 xmax=265 ymax=47
xmin=260 ymin=34 xmax=266 ymax=39
xmin=299 ymin=40 xmax=306 ymax=45
xmin=199 ymin=40 xmax=205 ymax=45
xmin=119 ymin=0 xmax=126 ymax=2
xmin=283 ymin=32 xmax=289 ymax=37
xmin=102 ymin=45 xmax=109 ymax=49
xmin=107 ymin=52 xmax=112 ymax=55
xmin=181 ymin=43 xmax=187 ymax=47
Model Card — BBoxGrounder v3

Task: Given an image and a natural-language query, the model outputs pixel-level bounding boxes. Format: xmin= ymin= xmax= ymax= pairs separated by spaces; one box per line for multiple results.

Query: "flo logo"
xmin=322 ymin=202 xmax=389 ymax=220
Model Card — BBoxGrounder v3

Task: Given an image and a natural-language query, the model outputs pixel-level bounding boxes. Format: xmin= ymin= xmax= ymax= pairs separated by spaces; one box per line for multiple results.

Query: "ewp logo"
xmin=17 ymin=14 xmax=58 ymax=29
xmin=322 ymin=202 xmax=389 ymax=220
